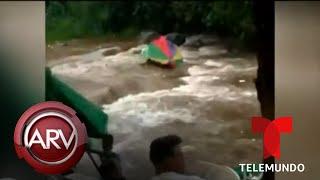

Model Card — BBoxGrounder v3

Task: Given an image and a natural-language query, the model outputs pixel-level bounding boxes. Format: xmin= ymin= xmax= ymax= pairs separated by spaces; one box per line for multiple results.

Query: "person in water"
xmin=149 ymin=135 xmax=205 ymax=180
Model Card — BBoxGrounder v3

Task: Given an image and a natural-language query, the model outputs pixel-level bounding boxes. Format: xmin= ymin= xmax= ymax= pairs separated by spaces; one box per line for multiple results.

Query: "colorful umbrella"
xmin=141 ymin=36 xmax=183 ymax=67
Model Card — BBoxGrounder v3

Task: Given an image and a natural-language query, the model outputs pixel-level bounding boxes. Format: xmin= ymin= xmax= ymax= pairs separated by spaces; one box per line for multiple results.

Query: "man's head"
xmin=149 ymin=135 xmax=185 ymax=174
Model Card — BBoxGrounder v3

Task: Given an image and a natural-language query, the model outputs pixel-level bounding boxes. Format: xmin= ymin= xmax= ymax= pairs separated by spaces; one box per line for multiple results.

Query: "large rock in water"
xmin=166 ymin=33 xmax=186 ymax=46
xmin=102 ymin=47 xmax=122 ymax=56
xmin=138 ymin=31 xmax=160 ymax=44
xmin=183 ymin=34 xmax=219 ymax=47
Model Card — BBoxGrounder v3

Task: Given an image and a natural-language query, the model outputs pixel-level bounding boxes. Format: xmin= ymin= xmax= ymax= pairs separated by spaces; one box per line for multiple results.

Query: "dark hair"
xmin=149 ymin=135 xmax=182 ymax=165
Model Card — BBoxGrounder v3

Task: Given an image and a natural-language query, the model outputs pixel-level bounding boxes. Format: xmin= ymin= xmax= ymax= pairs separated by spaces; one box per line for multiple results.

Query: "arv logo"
xmin=251 ymin=116 xmax=293 ymax=159
xmin=25 ymin=129 xmax=75 ymax=150
xmin=14 ymin=101 xmax=87 ymax=174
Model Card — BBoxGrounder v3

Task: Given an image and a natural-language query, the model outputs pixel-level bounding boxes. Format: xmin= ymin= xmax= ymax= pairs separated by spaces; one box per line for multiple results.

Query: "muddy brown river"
xmin=47 ymin=35 xmax=262 ymax=180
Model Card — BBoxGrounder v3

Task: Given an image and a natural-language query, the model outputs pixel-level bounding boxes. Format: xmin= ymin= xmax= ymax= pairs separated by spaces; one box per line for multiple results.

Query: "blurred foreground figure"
xmin=149 ymin=135 xmax=243 ymax=180
xmin=87 ymin=134 xmax=125 ymax=180
xmin=149 ymin=135 xmax=205 ymax=180
xmin=98 ymin=135 xmax=125 ymax=180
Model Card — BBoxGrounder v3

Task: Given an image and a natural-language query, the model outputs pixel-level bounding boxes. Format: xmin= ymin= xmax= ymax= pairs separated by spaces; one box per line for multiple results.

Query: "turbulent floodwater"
xmin=49 ymin=35 xmax=262 ymax=180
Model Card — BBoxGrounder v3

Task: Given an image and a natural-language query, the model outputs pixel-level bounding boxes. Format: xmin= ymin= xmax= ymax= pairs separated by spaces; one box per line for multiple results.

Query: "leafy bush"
xmin=46 ymin=1 xmax=255 ymax=47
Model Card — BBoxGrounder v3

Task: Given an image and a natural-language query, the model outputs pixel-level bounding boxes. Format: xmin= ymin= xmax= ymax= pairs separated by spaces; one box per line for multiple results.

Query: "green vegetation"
xmin=46 ymin=1 xmax=255 ymax=47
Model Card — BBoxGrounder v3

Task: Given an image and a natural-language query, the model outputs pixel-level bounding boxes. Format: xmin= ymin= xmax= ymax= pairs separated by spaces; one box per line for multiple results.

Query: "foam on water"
xmin=102 ymin=56 xmax=258 ymax=135
xmin=198 ymin=46 xmax=228 ymax=56
xmin=204 ymin=60 xmax=224 ymax=67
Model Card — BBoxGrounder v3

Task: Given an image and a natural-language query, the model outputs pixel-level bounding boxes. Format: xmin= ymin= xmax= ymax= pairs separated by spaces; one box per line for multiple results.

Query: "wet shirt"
xmin=151 ymin=172 xmax=205 ymax=180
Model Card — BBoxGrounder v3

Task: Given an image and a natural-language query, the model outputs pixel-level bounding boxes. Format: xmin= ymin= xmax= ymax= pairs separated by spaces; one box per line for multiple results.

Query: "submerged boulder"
xmin=183 ymin=34 xmax=219 ymax=47
xmin=102 ymin=47 xmax=122 ymax=56
xmin=166 ymin=33 xmax=186 ymax=46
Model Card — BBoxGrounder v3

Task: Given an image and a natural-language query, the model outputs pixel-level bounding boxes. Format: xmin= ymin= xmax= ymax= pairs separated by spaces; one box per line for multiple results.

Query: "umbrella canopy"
xmin=141 ymin=36 xmax=183 ymax=66
xmin=45 ymin=68 xmax=108 ymax=138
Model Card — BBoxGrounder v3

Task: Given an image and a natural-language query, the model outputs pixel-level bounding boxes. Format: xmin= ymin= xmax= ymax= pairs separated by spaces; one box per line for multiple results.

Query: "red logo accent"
xmin=252 ymin=117 xmax=292 ymax=159
xmin=14 ymin=101 xmax=87 ymax=174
